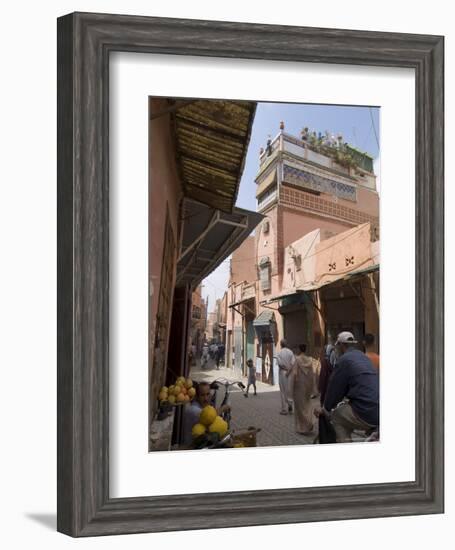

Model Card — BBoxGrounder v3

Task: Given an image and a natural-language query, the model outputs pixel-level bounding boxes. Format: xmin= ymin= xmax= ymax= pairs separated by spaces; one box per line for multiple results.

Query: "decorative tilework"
xmin=283 ymin=163 xmax=357 ymax=202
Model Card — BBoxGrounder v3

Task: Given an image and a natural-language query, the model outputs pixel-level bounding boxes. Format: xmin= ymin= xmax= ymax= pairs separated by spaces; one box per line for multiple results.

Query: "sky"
xmin=201 ymin=102 xmax=380 ymax=313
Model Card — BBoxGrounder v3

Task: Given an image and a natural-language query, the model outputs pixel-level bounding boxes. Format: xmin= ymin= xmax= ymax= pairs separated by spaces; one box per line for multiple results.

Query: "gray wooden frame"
xmin=57 ymin=12 xmax=444 ymax=537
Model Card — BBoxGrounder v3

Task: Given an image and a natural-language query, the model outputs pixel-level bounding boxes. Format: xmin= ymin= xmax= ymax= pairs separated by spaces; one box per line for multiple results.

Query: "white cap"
xmin=335 ymin=331 xmax=358 ymax=345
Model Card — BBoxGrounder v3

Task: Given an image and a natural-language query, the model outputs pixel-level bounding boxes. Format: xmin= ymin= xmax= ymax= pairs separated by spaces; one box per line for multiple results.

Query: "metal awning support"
xmin=230 ymin=305 xmax=245 ymax=318
xmin=175 ymin=248 xmax=199 ymax=285
xmin=176 ymin=198 xmax=263 ymax=289
xmin=194 ymin=223 xmax=245 ymax=284
xmin=367 ymin=273 xmax=380 ymax=314
xmin=228 ymin=293 xmax=256 ymax=317
xmin=348 ymin=280 xmax=366 ymax=307
xmin=177 ymin=210 xmax=220 ymax=263
xmin=229 ymin=295 xmax=254 ymax=308
xmin=243 ymin=302 xmax=256 ymax=317
xmin=260 ymin=289 xmax=305 ymax=306
xmin=217 ymin=217 xmax=249 ymax=229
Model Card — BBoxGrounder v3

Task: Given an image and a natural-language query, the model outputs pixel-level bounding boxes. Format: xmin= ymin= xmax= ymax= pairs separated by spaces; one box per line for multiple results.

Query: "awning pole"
xmin=309 ymin=291 xmax=327 ymax=324
xmin=230 ymin=305 xmax=244 ymax=318
xmin=348 ymin=281 xmax=366 ymax=307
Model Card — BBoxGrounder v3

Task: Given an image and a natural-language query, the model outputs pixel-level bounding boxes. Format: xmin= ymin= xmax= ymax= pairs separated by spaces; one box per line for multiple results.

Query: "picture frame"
xmin=57 ymin=12 xmax=444 ymax=537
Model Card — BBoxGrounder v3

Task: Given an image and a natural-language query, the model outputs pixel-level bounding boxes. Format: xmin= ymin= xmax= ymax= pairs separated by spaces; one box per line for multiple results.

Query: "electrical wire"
xmin=369 ymin=107 xmax=380 ymax=149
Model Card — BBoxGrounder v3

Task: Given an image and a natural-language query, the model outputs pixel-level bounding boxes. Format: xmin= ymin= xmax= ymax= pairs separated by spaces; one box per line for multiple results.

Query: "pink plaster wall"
xmin=255 ymin=214 xmax=276 ymax=290
xmin=371 ymin=240 xmax=380 ymax=265
xmin=149 ymin=98 xmax=184 ymax=352
xmin=255 ymin=208 xmax=280 ymax=279
xmin=354 ymin=186 xmax=380 ymax=217
xmin=281 ymin=208 xmax=350 ymax=249
xmin=229 ymin=235 xmax=256 ymax=285
xmin=227 ymin=236 xmax=258 ymax=358
xmin=314 ymin=223 xmax=375 ymax=287
xmin=282 ymin=228 xmax=320 ymax=292
xmin=279 ymin=182 xmax=379 ymax=245
xmin=232 ymin=283 xmax=245 ymax=329
xmin=191 ymin=285 xmax=204 ymax=310
xmin=253 ymin=210 xmax=284 ymax=343
xmin=219 ymin=292 xmax=228 ymax=326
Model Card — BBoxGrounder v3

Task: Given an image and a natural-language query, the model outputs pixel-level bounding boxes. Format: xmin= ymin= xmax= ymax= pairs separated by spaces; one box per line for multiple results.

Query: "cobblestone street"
xmin=190 ymin=362 xmax=319 ymax=447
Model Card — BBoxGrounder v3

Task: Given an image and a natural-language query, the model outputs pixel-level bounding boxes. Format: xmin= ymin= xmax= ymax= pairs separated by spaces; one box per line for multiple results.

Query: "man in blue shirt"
xmin=182 ymin=382 xmax=211 ymax=446
xmin=182 ymin=382 xmax=231 ymax=446
xmin=315 ymin=331 xmax=379 ymax=443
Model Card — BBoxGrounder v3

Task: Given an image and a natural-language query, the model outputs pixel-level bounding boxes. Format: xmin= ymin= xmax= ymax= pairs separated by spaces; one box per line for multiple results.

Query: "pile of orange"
xmin=158 ymin=377 xmax=196 ymax=405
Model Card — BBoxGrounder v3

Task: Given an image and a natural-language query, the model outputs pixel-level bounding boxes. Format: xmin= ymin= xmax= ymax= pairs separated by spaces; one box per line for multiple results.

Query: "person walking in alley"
xmin=201 ymin=342 xmax=209 ymax=369
xmin=363 ymin=333 xmax=380 ymax=372
xmin=214 ymin=343 xmax=221 ymax=370
xmin=276 ymin=339 xmax=295 ymax=415
xmin=289 ymin=343 xmax=315 ymax=434
xmin=244 ymin=358 xmax=257 ymax=397
xmin=314 ymin=331 xmax=379 ymax=443
xmin=209 ymin=342 xmax=216 ymax=360
xmin=218 ymin=342 xmax=225 ymax=366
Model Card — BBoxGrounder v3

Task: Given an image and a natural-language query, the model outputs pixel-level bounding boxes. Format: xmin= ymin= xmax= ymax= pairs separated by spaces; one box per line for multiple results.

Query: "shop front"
xmin=278 ymin=291 xmax=318 ymax=356
xmin=319 ymin=266 xmax=379 ymax=348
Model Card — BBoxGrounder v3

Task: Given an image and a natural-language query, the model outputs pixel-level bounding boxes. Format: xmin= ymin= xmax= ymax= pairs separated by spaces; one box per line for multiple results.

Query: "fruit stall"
xmin=152 ymin=376 xmax=260 ymax=450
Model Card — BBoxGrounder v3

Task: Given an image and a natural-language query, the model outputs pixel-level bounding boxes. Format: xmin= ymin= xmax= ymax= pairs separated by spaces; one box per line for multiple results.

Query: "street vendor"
xmin=182 ymin=382 xmax=229 ymax=446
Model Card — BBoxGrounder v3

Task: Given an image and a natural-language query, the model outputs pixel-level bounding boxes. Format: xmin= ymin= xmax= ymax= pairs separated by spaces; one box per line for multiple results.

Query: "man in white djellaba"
xmin=275 ymin=339 xmax=296 ymax=415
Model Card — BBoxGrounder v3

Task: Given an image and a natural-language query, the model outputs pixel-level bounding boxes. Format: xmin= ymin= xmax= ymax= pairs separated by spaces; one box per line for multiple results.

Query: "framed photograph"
xmin=57 ymin=12 xmax=444 ymax=537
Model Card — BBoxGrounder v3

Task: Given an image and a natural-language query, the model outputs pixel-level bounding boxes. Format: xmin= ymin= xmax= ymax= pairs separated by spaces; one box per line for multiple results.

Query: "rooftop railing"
xmin=258 ymin=130 xmax=374 ymax=175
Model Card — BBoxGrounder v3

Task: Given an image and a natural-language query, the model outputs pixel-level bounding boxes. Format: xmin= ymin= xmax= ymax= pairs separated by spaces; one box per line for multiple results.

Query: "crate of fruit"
xmin=232 ymin=427 xmax=261 ymax=447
